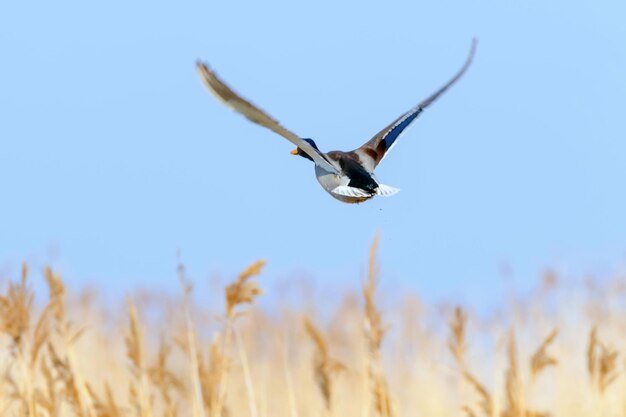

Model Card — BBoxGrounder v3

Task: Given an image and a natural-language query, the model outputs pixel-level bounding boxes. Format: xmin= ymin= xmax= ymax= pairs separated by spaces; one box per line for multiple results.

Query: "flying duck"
xmin=197 ymin=39 xmax=476 ymax=204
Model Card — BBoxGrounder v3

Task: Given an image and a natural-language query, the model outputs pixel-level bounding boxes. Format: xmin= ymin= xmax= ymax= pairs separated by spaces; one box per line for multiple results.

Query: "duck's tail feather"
xmin=331 ymin=186 xmax=372 ymax=198
xmin=375 ymin=184 xmax=400 ymax=197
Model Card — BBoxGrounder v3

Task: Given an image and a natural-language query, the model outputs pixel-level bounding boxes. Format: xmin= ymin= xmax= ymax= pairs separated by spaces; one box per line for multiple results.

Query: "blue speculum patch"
xmin=383 ymin=109 xmax=422 ymax=150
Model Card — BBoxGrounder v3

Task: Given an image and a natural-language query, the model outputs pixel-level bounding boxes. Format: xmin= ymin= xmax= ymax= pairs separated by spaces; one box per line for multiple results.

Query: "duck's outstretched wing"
xmin=196 ymin=62 xmax=338 ymax=173
xmin=354 ymin=38 xmax=477 ymax=172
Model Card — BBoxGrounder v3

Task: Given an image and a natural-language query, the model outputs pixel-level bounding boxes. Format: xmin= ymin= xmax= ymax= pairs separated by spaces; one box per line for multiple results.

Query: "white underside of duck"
xmin=314 ymin=166 xmax=399 ymax=204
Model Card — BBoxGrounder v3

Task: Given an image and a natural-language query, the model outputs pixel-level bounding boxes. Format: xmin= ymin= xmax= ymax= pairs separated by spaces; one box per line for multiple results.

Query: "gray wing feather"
xmin=196 ymin=62 xmax=339 ymax=173
xmin=356 ymin=38 xmax=477 ymax=171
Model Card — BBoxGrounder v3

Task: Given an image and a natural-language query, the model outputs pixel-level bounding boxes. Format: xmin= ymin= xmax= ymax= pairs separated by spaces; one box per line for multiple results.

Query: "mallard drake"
xmin=197 ymin=39 xmax=476 ymax=204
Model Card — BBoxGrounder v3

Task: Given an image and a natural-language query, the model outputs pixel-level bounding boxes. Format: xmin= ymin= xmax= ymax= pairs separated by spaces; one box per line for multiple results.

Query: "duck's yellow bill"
xmin=290 ymin=148 xmax=299 ymax=155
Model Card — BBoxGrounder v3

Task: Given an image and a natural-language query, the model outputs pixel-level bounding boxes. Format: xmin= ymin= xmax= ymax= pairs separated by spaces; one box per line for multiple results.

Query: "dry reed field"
xmin=1 ymin=236 xmax=625 ymax=417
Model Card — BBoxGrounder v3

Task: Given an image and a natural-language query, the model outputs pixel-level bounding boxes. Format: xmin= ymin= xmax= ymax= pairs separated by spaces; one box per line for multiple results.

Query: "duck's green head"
xmin=290 ymin=138 xmax=319 ymax=162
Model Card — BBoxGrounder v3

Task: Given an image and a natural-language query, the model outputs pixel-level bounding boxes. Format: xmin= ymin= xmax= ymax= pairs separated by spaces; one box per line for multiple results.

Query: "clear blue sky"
xmin=1 ymin=0 xmax=625 ymax=305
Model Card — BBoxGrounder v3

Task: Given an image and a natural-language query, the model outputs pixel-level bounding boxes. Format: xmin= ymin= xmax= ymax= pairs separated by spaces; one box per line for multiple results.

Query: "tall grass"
xmin=1 ymin=241 xmax=625 ymax=417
